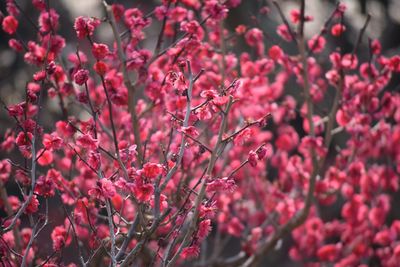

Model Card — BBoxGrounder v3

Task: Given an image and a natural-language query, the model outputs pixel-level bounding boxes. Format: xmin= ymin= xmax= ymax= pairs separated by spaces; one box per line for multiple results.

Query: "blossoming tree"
xmin=1 ymin=0 xmax=400 ymax=266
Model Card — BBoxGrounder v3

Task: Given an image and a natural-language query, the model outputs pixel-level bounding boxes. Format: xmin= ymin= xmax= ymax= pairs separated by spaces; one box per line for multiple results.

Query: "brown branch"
xmin=166 ymin=96 xmax=234 ymax=267
xmin=103 ymin=1 xmax=144 ymax=168
xmin=239 ymin=1 xmax=320 ymax=265
xmin=352 ymin=14 xmax=371 ymax=56
xmin=181 ymin=132 xmax=213 ymax=153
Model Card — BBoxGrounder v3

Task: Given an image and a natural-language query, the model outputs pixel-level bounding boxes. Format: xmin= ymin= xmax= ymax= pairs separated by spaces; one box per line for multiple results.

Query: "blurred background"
xmin=1 ymin=0 xmax=400 ymax=266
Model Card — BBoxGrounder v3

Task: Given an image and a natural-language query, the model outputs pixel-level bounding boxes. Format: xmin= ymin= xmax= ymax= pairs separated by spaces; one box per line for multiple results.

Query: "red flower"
xmin=93 ymin=61 xmax=108 ymax=75
xmin=2 ymin=16 xmax=18 ymax=35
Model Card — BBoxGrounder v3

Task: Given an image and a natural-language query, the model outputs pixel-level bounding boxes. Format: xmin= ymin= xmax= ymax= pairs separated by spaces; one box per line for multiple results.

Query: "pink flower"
xmin=8 ymin=39 xmax=23 ymax=52
xmin=317 ymin=244 xmax=340 ymax=262
xmin=39 ymin=9 xmax=59 ymax=32
xmin=180 ymin=126 xmax=199 ymax=137
xmin=16 ymin=132 xmax=33 ymax=158
xmin=204 ymin=0 xmax=228 ymax=20
xmin=74 ymin=16 xmax=100 ymax=38
xmin=308 ymin=35 xmax=326 ymax=53
xmin=197 ymin=219 xmax=212 ymax=241
xmin=268 ymin=45 xmax=283 ymax=60
xmin=248 ymin=150 xmax=258 ymax=167
xmin=256 ymin=144 xmax=268 ymax=160
xmin=133 ymin=183 xmax=154 ymax=203
xmin=181 ymin=246 xmax=200 ymax=259
xmin=100 ymin=179 xmax=116 ymax=198
xmin=142 ymin=162 xmax=163 ymax=179
xmin=88 ymin=151 xmax=100 ymax=170
xmin=43 ymin=133 xmax=63 ymax=150
xmin=74 ymin=69 xmax=89 ymax=85
xmin=89 ymin=179 xmax=116 ymax=201
xmin=32 ymin=0 xmax=46 ymax=11
xmin=234 ymin=128 xmax=252 ymax=145
xmin=33 ymin=70 xmax=46 ymax=81
xmin=290 ymin=9 xmax=313 ymax=24
xmin=235 ymin=24 xmax=247 ymax=35
xmin=331 ymin=23 xmax=346 ymax=37
xmin=34 ymin=169 xmax=61 ymax=198
xmin=245 ymin=28 xmax=264 ymax=56
xmin=76 ymin=134 xmax=98 ymax=150
xmin=0 ymin=159 xmax=12 ymax=183
xmin=92 ymin=43 xmax=109 ymax=60
xmin=277 ymin=24 xmax=293 ymax=42
xmin=7 ymin=103 xmax=24 ymax=117
xmin=206 ymin=177 xmax=236 ymax=193
xmin=112 ymin=4 xmax=125 ymax=21
xmin=371 ymin=39 xmax=381 ymax=55
xmin=341 ymin=54 xmax=358 ymax=69
xmin=25 ymin=195 xmax=39 ymax=214
xmin=51 ymin=226 xmax=69 ymax=251
xmin=227 ymin=217 xmax=244 ymax=237
xmin=180 ymin=20 xmax=204 ymax=40
xmin=93 ymin=61 xmax=108 ymax=76
xmin=37 ymin=149 xmax=54 ymax=166
xmin=389 ymin=55 xmax=400 ymax=72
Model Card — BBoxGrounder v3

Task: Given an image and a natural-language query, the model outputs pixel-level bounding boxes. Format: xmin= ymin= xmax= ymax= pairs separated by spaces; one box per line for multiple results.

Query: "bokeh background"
xmin=1 ymin=0 xmax=400 ymax=266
